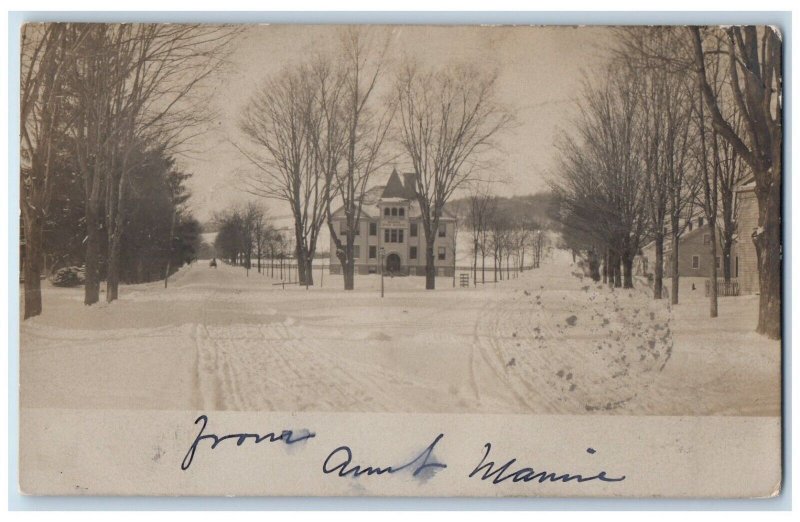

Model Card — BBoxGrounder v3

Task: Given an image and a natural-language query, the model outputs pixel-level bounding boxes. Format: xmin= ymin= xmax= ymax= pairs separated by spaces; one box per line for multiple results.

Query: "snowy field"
xmin=20 ymin=250 xmax=780 ymax=416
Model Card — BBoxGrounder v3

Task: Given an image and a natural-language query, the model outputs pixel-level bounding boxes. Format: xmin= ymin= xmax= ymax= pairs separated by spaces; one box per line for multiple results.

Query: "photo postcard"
xmin=17 ymin=22 xmax=783 ymax=498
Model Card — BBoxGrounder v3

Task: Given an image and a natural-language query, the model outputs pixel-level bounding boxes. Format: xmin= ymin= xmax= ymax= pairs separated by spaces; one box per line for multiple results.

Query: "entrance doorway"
xmin=385 ymin=253 xmax=401 ymax=274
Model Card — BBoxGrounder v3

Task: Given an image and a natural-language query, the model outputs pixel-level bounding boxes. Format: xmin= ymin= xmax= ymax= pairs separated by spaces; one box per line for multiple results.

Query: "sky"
xmin=180 ymin=25 xmax=615 ymax=225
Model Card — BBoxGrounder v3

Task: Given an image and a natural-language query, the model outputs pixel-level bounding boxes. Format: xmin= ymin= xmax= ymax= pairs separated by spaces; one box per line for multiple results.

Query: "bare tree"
xmin=553 ymin=70 xmax=649 ymax=289
xmin=66 ymin=24 xmax=236 ymax=304
xmin=690 ymin=26 xmax=782 ymax=339
xmin=20 ymin=24 xmax=85 ymax=318
xmin=313 ymin=28 xmax=396 ymax=290
xmin=466 ymin=186 xmax=492 ymax=286
xmin=617 ymin=27 xmax=694 ymax=299
xmin=395 ymin=63 xmax=513 ymax=289
xmin=238 ymin=67 xmax=327 ymax=286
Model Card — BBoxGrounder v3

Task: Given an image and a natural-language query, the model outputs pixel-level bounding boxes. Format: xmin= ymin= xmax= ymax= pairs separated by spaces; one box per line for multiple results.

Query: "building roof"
xmin=331 ymin=168 xmax=456 ymax=221
xmin=380 ymin=169 xmax=411 ymax=199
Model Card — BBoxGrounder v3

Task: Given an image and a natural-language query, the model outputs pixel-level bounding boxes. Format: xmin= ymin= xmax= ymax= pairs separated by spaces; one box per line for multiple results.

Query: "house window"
xmin=703 ymin=234 xmax=710 ymax=245
xmin=391 ymin=208 xmax=398 ymax=217
xmin=369 ymin=222 xmax=377 ymax=236
xmin=699 ymin=217 xmax=704 ymax=227
xmin=353 ymin=245 xmax=360 ymax=259
xmin=692 ymin=255 xmax=699 ymax=269
xmin=398 ymin=230 xmax=404 ymax=243
xmin=341 ymin=222 xmax=358 ymax=235
xmin=410 ymin=246 xmax=417 ymax=259
xmin=384 ymin=207 xmax=390 ymax=216
xmin=369 ymin=246 xmax=376 ymax=259
xmin=384 ymin=229 xmax=390 ymax=242
xmin=390 ymin=229 xmax=398 ymax=242
xmin=438 ymin=247 xmax=446 ymax=260
xmin=399 ymin=208 xmax=405 ymax=217
xmin=410 ymin=223 xmax=418 ymax=237
xmin=438 ymin=226 xmax=446 ymax=238
xmin=735 ymin=256 xmax=739 ymax=278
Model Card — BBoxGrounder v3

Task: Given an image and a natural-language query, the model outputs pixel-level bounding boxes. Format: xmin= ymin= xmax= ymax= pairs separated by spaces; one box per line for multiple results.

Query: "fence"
xmin=704 ymin=278 xmax=740 ymax=297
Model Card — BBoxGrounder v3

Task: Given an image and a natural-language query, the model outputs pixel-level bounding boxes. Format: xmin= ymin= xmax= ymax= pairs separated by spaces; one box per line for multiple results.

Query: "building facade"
xmin=734 ymin=182 xmax=760 ymax=294
xmin=638 ymin=181 xmax=761 ymax=294
xmin=328 ymin=169 xmax=457 ymax=277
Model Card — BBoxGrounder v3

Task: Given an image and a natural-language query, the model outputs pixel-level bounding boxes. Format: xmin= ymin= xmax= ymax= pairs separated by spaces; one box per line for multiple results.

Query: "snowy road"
xmin=20 ymin=253 xmax=780 ymax=416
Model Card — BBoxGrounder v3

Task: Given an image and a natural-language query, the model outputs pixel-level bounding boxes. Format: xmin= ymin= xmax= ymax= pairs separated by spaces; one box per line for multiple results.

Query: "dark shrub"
xmin=51 ymin=266 xmax=85 ymax=287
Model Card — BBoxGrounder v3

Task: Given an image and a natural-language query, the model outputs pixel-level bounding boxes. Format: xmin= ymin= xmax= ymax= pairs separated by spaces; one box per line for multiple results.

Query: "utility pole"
xmin=379 ymin=247 xmax=385 ymax=298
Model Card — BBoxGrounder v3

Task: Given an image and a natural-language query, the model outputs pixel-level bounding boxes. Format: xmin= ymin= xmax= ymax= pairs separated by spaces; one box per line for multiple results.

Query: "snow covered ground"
xmin=20 ymin=250 xmax=780 ymax=416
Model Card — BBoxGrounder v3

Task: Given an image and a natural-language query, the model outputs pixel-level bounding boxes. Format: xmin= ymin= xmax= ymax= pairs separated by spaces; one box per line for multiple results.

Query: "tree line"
xmin=455 ymin=191 xmax=552 ymax=284
xmin=212 ymin=202 xmax=294 ymax=277
xmin=20 ymin=23 xmax=237 ymax=318
xmin=234 ymin=27 xmax=513 ymax=291
xmin=552 ymin=26 xmax=781 ymax=339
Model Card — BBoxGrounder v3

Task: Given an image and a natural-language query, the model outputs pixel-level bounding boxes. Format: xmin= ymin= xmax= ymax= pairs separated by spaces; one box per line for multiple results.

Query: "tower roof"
xmin=380 ymin=168 xmax=414 ymax=199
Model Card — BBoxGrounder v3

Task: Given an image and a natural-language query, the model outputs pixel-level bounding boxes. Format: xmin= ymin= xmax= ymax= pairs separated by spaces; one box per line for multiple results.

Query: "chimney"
xmin=403 ymin=173 xmax=417 ymax=198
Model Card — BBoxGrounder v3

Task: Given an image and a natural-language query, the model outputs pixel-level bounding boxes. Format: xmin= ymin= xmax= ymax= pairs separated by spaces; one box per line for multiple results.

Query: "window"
xmin=699 ymin=217 xmax=704 ymax=227
xmin=438 ymin=226 xmax=446 ymax=238
xmin=692 ymin=255 xmax=699 ymax=269
xmin=369 ymin=246 xmax=377 ymax=259
xmin=688 ymin=220 xmax=693 ymax=231
xmin=410 ymin=223 xmax=418 ymax=237
xmin=703 ymin=234 xmax=710 ymax=245
xmin=716 ymin=256 xmax=720 ymax=269
xmin=353 ymin=245 xmax=360 ymax=259
xmin=735 ymin=256 xmax=739 ymax=278
xmin=391 ymin=208 xmax=398 ymax=217
xmin=399 ymin=208 xmax=405 ymax=217
xmin=410 ymin=246 xmax=417 ymax=259
xmin=383 ymin=228 xmax=404 ymax=243
xmin=438 ymin=246 xmax=446 ymax=260
xmin=340 ymin=221 xmax=358 ymax=235
xmin=369 ymin=222 xmax=377 ymax=236
xmin=384 ymin=207 xmax=390 ymax=216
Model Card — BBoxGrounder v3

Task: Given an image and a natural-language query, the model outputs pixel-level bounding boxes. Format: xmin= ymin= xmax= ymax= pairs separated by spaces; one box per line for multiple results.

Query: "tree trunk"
xmin=472 ymin=240 xmax=478 ymax=287
xmin=342 ymin=241 xmax=354 ymax=291
xmin=708 ymin=221 xmax=718 ymax=318
xmin=106 ymin=241 xmax=121 ymax=301
xmin=588 ymin=250 xmax=600 ymax=282
xmin=481 ymin=249 xmax=485 ymax=284
xmin=622 ymin=253 xmax=634 ymax=289
xmin=84 ymin=201 xmax=101 ymax=306
xmin=22 ymin=214 xmax=43 ymax=319
xmin=654 ymin=235 xmax=664 ymax=299
xmin=343 ymin=257 xmax=354 ymax=290
xmin=671 ymin=235 xmax=680 ymax=305
xmin=425 ymin=240 xmax=436 ymax=290
xmin=163 ymin=209 xmax=177 ymax=290
xmin=721 ymin=237 xmax=733 ymax=283
xmin=305 ymin=256 xmax=314 ymax=288
xmin=602 ymin=249 xmax=608 ymax=284
xmin=754 ymin=181 xmax=781 ymax=339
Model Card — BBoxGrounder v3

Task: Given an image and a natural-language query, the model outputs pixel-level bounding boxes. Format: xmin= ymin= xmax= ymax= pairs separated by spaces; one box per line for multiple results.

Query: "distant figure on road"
xmin=209 ymin=258 xmax=217 ymax=268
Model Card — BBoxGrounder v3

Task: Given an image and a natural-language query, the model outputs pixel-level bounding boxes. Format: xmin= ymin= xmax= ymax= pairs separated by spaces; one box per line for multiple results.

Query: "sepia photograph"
xmin=16 ymin=21 xmax=784 ymax=498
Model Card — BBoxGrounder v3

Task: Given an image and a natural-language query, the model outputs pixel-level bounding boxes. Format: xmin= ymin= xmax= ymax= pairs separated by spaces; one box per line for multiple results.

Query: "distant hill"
xmin=445 ymin=191 xmax=560 ymax=230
